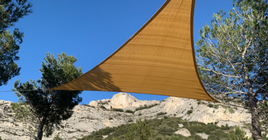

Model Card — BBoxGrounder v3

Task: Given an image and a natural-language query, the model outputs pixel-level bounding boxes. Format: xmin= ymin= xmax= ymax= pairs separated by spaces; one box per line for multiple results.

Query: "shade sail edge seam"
xmin=190 ymin=0 xmax=218 ymax=102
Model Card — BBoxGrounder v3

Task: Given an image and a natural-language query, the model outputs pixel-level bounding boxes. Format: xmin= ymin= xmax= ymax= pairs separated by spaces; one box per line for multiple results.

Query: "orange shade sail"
xmin=49 ymin=0 xmax=218 ymax=102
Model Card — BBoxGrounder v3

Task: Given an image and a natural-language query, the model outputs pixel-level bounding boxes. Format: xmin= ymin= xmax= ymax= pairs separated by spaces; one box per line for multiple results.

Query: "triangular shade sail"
xmin=49 ymin=0 xmax=218 ymax=102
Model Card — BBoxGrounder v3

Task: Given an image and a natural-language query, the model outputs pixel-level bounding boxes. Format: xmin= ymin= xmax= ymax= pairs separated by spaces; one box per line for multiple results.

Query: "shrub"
xmin=158 ymin=128 xmax=174 ymax=136
xmin=125 ymin=110 xmax=134 ymax=114
xmin=125 ymin=119 xmax=154 ymax=139
xmin=227 ymin=127 xmax=252 ymax=140
xmin=99 ymin=101 xmax=108 ymax=105
xmin=82 ymin=103 xmax=89 ymax=106
xmin=220 ymin=124 xmax=231 ymax=130
xmin=53 ymin=134 xmax=62 ymax=140
xmin=128 ymin=119 xmax=133 ymax=122
xmin=208 ymin=103 xmax=214 ymax=108
xmin=157 ymin=112 xmax=167 ymax=116
xmin=187 ymin=110 xmax=193 ymax=115
xmin=229 ymin=107 xmax=235 ymax=114
xmin=109 ymin=118 xmax=113 ymax=120
xmin=208 ymin=130 xmax=229 ymax=140
xmin=135 ymin=104 xmax=158 ymax=111
xmin=100 ymin=106 xmax=106 ymax=110
xmin=112 ymin=108 xmax=124 ymax=112
xmin=164 ymin=116 xmax=168 ymax=119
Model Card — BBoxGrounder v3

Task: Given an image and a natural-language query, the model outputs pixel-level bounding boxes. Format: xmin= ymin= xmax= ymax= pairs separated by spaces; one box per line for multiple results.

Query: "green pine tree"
xmin=196 ymin=0 xmax=268 ymax=139
xmin=12 ymin=52 xmax=83 ymax=140
xmin=0 ymin=0 xmax=32 ymax=86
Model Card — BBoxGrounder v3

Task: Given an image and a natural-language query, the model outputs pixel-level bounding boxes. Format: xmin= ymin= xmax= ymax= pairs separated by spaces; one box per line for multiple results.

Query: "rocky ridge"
xmin=0 ymin=92 xmax=255 ymax=139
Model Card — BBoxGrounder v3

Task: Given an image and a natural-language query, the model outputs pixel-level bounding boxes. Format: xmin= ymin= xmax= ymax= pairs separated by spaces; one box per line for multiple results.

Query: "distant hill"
xmin=0 ymin=92 xmax=267 ymax=139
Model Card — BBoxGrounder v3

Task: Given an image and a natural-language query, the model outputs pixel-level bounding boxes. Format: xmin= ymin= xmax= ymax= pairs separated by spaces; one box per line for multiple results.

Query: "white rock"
xmin=89 ymin=101 xmax=98 ymax=107
xmin=175 ymin=128 xmax=191 ymax=137
xmin=197 ymin=133 xmax=209 ymax=139
xmin=102 ymin=135 xmax=108 ymax=139
xmin=178 ymin=124 xmax=183 ymax=127
xmin=110 ymin=92 xmax=138 ymax=108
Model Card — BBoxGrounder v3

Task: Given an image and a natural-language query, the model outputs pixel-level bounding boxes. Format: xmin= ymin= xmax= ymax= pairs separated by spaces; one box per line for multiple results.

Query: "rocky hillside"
xmin=0 ymin=92 xmax=259 ymax=140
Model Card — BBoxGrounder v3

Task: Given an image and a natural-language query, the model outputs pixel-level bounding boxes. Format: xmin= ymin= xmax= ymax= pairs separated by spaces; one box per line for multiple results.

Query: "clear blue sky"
xmin=0 ymin=0 xmax=233 ymax=104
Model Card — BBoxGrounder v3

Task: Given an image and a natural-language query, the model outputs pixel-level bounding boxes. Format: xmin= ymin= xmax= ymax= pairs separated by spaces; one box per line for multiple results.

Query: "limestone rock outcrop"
xmin=89 ymin=92 xmax=160 ymax=111
xmin=0 ymin=93 xmax=255 ymax=139
xmin=175 ymin=128 xmax=191 ymax=137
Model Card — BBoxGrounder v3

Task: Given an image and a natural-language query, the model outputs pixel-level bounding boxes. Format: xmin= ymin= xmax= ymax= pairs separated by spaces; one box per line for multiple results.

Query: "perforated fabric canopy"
xmin=49 ymin=0 xmax=218 ymax=102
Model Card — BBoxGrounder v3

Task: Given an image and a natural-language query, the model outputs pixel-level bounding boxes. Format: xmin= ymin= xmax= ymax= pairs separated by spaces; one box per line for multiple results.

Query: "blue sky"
xmin=0 ymin=0 xmax=233 ymax=104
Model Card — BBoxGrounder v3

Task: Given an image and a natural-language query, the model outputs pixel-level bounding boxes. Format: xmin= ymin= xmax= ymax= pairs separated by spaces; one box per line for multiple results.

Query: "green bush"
xmin=125 ymin=110 xmax=134 ymax=114
xmin=229 ymin=107 xmax=235 ymax=114
xmin=112 ymin=108 xmax=124 ymax=112
xmin=157 ymin=112 xmax=167 ymax=116
xmin=53 ymin=134 xmax=62 ymax=140
xmin=82 ymin=103 xmax=89 ymax=106
xmin=208 ymin=103 xmax=214 ymax=108
xmin=187 ymin=110 xmax=193 ymax=115
xmin=186 ymin=122 xmax=210 ymax=135
xmin=158 ymin=128 xmax=174 ymax=136
xmin=135 ymin=104 xmax=158 ymax=111
xmin=208 ymin=130 xmax=229 ymax=140
xmin=125 ymin=119 xmax=154 ymax=140
xmin=109 ymin=118 xmax=113 ymax=120
xmin=227 ymin=127 xmax=252 ymax=140
xmin=100 ymin=106 xmax=106 ymax=110
xmin=220 ymin=124 xmax=230 ymax=131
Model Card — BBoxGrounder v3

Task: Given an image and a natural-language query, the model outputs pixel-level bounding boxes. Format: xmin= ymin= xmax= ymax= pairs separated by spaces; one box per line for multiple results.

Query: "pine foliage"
xmin=0 ymin=0 xmax=32 ymax=86
xmin=12 ymin=52 xmax=83 ymax=139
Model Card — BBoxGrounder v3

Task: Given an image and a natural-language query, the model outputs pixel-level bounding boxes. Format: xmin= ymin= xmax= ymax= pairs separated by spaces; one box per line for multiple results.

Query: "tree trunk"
xmin=36 ymin=122 xmax=44 ymax=140
xmin=248 ymin=92 xmax=262 ymax=140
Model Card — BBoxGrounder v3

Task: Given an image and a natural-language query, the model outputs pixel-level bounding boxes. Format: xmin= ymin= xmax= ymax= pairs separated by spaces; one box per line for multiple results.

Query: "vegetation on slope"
xmin=79 ymin=117 xmax=263 ymax=140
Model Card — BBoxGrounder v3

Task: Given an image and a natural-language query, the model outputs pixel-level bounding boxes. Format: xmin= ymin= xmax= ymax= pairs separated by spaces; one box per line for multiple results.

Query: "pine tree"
xmin=196 ymin=0 xmax=268 ymax=139
xmin=0 ymin=0 xmax=32 ymax=86
xmin=13 ymin=52 xmax=83 ymax=140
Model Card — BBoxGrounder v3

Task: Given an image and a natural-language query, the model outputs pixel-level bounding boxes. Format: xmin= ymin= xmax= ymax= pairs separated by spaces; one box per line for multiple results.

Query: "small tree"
xmin=0 ymin=0 xmax=32 ymax=86
xmin=196 ymin=0 xmax=268 ymax=139
xmin=13 ymin=52 xmax=83 ymax=140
